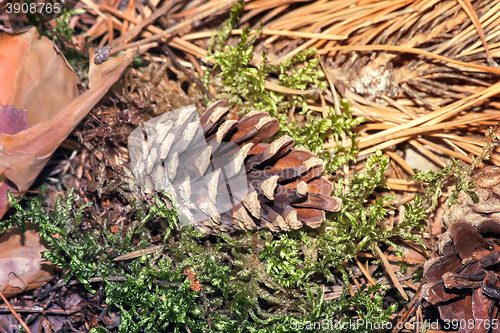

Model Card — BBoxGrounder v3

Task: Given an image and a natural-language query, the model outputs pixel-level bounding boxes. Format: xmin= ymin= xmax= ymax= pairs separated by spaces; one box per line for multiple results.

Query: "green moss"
xmin=410 ymin=125 xmax=500 ymax=209
xmin=3 ymin=141 xmax=425 ymax=332
xmin=410 ymin=157 xmax=478 ymax=208
xmin=207 ymin=2 xmax=244 ymax=56
xmin=5 ymin=172 xmax=407 ymax=332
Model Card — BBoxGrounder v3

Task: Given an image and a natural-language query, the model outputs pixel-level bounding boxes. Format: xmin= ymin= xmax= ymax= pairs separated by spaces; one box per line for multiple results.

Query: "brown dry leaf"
xmin=0 ymin=28 xmax=133 ymax=219
xmin=0 ymin=223 xmax=53 ymax=297
xmin=0 ymin=28 xmax=79 ymax=127
xmin=0 ymin=106 xmax=30 ymax=222
xmin=0 ymin=28 xmax=78 ymax=219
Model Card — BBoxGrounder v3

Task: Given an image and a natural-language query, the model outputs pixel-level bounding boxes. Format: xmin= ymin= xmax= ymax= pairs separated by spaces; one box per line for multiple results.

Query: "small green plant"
xmin=411 ymin=157 xmax=478 ymax=208
xmin=27 ymin=7 xmax=84 ymax=42
xmin=207 ymin=2 xmax=244 ymax=56
xmin=411 ymin=124 xmax=500 ymax=209
xmin=3 ymin=149 xmax=424 ymax=333
xmin=5 ymin=190 xmax=210 ymax=332
xmin=204 ymin=11 xmax=363 ymax=174
xmin=288 ymin=99 xmax=363 ymax=173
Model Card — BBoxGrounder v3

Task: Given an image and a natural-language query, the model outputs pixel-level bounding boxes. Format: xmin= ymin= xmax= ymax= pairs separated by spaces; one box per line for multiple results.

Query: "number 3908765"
xmin=5 ymin=2 xmax=61 ymax=14
xmin=443 ymin=319 xmax=498 ymax=330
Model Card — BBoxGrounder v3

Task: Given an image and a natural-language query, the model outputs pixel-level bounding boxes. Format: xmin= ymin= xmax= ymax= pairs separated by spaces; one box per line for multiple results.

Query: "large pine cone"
xmin=423 ymin=166 xmax=500 ymax=332
xmin=128 ymin=101 xmax=341 ymax=234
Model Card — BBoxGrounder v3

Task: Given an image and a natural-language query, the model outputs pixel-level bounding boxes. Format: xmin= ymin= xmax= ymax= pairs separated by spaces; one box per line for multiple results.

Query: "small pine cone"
xmin=422 ymin=166 xmax=500 ymax=331
xmin=128 ymin=101 xmax=341 ymax=234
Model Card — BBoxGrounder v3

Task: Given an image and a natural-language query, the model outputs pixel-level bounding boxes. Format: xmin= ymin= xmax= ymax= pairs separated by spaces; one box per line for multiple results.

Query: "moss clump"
xmin=4 ymin=148 xmax=428 ymax=332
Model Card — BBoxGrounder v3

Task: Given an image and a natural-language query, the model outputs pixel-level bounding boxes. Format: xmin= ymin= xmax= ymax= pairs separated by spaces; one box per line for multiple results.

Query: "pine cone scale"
xmin=423 ymin=166 xmax=500 ymax=329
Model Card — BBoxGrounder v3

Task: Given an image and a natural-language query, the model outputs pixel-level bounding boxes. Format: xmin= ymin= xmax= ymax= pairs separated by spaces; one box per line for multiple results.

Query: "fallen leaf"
xmin=0 ymin=28 xmax=79 ymax=127
xmin=0 ymin=28 xmax=78 ymax=219
xmin=0 ymin=106 xmax=30 ymax=220
xmin=0 ymin=28 xmax=133 ymax=219
xmin=0 ymin=223 xmax=53 ymax=297
xmin=0 ymin=106 xmax=29 ymax=135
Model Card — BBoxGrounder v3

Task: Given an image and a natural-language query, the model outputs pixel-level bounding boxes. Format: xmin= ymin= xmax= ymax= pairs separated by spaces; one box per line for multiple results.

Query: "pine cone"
xmin=423 ymin=166 xmax=500 ymax=332
xmin=128 ymin=101 xmax=341 ymax=234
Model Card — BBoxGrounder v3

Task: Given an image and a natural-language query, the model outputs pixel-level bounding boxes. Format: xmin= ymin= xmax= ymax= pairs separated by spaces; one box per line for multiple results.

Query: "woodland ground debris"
xmin=3 ymin=0 xmax=500 ymax=332
xmin=0 ymin=17 xmax=427 ymax=333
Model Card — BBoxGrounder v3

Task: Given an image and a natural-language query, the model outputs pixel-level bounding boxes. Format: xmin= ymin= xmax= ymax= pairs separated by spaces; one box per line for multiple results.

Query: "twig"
xmin=456 ymin=0 xmax=498 ymax=67
xmin=374 ymin=244 xmax=408 ymax=301
xmin=380 ymin=95 xmax=418 ymax=120
xmin=319 ymin=55 xmax=340 ymax=115
xmin=161 ymin=44 xmax=213 ymax=99
xmin=0 ymin=306 xmax=79 ymax=315
xmin=113 ymin=247 xmax=158 ymax=261
xmin=108 ymin=0 xmax=176 ymax=48
xmin=318 ymin=45 xmax=500 ymax=75
xmin=181 ymin=29 xmax=347 ymax=41
xmin=356 ymin=251 xmax=426 ymax=265
xmin=354 ymin=256 xmax=376 ymax=286
xmin=390 ymin=285 xmax=423 ymax=333
xmin=87 ymin=276 xmax=179 ymax=287
xmin=264 ymin=81 xmax=322 ymax=96
xmin=0 ymin=291 xmax=33 ymax=333
xmin=401 ymin=83 xmax=439 ymax=111
xmin=106 ymin=0 xmax=240 ymax=57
